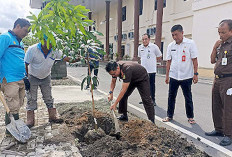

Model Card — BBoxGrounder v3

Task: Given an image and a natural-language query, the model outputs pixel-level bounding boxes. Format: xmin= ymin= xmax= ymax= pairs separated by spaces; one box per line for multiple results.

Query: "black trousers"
xmin=167 ymin=78 xmax=194 ymax=119
xmin=149 ymin=73 xmax=156 ymax=102
xmin=118 ymin=78 xmax=155 ymax=121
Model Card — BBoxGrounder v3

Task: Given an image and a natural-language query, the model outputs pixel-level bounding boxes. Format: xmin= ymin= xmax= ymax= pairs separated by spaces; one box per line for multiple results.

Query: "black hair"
xmin=13 ymin=18 xmax=31 ymax=29
xmin=171 ymin=24 xmax=183 ymax=32
xmin=219 ymin=19 xmax=232 ymax=31
xmin=143 ymin=33 xmax=150 ymax=39
xmin=105 ymin=61 xmax=118 ymax=72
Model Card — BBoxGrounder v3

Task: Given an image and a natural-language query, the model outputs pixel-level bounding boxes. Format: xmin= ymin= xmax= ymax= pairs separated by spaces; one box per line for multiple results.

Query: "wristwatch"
xmin=109 ymin=91 xmax=113 ymax=94
xmin=194 ymin=72 xmax=198 ymax=76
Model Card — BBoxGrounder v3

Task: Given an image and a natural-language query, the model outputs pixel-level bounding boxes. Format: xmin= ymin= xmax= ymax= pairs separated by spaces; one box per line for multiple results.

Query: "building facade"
xmin=30 ymin=0 xmax=232 ymax=68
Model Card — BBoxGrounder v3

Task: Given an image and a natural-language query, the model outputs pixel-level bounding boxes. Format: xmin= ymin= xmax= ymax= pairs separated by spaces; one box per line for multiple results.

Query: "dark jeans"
xmin=149 ymin=73 xmax=156 ymax=102
xmin=87 ymin=65 xmax=99 ymax=86
xmin=167 ymin=78 xmax=194 ymax=119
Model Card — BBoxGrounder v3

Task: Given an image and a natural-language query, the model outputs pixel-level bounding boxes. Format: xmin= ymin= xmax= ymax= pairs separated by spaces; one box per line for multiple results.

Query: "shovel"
xmin=110 ymin=101 xmax=121 ymax=140
xmin=0 ymin=92 xmax=31 ymax=143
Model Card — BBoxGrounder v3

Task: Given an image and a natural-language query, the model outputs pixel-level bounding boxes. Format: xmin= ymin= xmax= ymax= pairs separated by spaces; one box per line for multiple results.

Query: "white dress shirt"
xmin=138 ymin=43 xmax=162 ymax=73
xmin=166 ymin=38 xmax=198 ymax=80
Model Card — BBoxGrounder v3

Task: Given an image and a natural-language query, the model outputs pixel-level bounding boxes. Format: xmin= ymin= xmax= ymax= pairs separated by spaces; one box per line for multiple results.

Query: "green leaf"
xmin=81 ymin=77 xmax=87 ymax=90
xmin=92 ymin=76 xmax=99 ymax=87
xmin=78 ymin=25 xmax=86 ymax=35
xmin=96 ymin=49 xmax=106 ymax=55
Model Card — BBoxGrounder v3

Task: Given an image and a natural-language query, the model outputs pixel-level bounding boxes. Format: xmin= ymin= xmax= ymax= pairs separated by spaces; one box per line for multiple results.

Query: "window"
xmin=122 ymin=6 xmax=126 ymax=21
xmin=155 ymin=0 xmax=166 ymax=10
xmin=139 ymin=0 xmax=143 ymax=15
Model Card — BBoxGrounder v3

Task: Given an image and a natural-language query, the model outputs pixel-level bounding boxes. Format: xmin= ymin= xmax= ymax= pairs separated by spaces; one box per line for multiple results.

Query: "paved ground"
xmin=0 ymin=64 xmax=230 ymax=157
xmin=0 ymin=80 xmax=105 ymax=156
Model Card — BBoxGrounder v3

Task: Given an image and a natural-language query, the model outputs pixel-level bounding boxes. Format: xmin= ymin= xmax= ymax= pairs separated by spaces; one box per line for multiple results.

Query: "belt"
xmin=215 ymin=74 xmax=232 ymax=78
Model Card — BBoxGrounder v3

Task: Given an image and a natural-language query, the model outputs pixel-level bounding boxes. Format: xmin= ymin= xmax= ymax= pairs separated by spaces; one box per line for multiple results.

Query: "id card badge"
xmin=222 ymin=58 xmax=227 ymax=65
xmin=182 ymin=55 xmax=186 ymax=62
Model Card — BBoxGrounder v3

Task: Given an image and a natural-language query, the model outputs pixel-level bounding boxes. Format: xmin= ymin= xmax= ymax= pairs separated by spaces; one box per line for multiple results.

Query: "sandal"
xmin=162 ymin=117 xmax=173 ymax=122
xmin=188 ymin=119 xmax=196 ymax=124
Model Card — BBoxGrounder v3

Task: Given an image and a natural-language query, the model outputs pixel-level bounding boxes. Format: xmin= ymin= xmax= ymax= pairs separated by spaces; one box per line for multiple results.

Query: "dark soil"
xmin=56 ymin=99 xmax=210 ymax=157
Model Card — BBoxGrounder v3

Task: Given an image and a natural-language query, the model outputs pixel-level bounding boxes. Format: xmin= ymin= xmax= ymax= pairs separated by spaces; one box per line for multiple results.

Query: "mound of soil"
xmin=57 ymin=99 xmax=210 ymax=157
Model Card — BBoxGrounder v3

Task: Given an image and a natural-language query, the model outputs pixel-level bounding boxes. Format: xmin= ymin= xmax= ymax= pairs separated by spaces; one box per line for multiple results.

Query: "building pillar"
xmin=155 ymin=0 xmax=163 ymax=50
xmin=104 ymin=0 xmax=111 ymax=61
xmin=132 ymin=0 xmax=140 ymax=61
xmin=155 ymin=0 xmax=165 ymax=73
xmin=117 ymin=0 xmax=122 ymax=61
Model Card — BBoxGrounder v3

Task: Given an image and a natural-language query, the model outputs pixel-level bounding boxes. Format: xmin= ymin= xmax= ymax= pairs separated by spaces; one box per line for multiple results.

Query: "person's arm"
xmin=192 ymin=58 xmax=198 ymax=84
xmin=155 ymin=45 xmax=162 ymax=61
xmin=25 ymin=63 xmax=29 ymax=76
xmin=0 ymin=35 xmax=10 ymax=59
xmin=211 ymin=40 xmax=222 ymax=64
xmin=108 ymin=77 xmax=117 ymax=101
xmin=157 ymin=56 xmax=162 ymax=61
xmin=63 ymin=56 xmax=80 ymax=63
xmin=165 ymin=60 xmax=171 ymax=84
xmin=110 ymin=82 xmax=130 ymax=111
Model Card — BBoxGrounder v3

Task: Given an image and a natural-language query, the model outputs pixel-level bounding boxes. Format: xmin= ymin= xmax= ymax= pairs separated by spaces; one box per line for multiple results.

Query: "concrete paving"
xmin=0 ymin=83 xmax=104 ymax=156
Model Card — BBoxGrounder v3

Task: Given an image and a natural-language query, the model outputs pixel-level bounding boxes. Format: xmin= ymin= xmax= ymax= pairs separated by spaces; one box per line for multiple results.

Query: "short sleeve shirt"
xmin=117 ymin=61 xmax=148 ymax=83
xmin=0 ymin=31 xmax=26 ymax=83
xmin=166 ymin=38 xmax=198 ymax=80
xmin=138 ymin=43 xmax=162 ymax=73
xmin=25 ymin=43 xmax=65 ymax=79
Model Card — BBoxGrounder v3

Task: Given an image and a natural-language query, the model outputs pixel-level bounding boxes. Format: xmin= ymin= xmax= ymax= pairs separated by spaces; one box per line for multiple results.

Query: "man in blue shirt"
xmin=0 ymin=18 xmax=30 ymax=136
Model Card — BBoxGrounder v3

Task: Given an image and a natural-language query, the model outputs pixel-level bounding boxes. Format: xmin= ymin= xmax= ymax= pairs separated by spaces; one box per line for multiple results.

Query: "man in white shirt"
xmin=162 ymin=24 xmax=198 ymax=124
xmin=24 ymin=35 xmax=76 ymax=128
xmin=138 ymin=33 xmax=162 ymax=106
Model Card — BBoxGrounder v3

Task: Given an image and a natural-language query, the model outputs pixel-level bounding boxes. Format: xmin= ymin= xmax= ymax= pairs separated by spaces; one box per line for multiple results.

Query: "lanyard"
xmin=224 ymin=50 xmax=227 ymax=58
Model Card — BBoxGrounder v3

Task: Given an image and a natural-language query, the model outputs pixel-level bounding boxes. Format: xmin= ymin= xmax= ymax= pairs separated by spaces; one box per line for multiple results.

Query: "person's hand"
xmin=23 ymin=77 xmax=30 ymax=91
xmin=108 ymin=93 xmax=113 ymax=102
xmin=165 ymin=75 xmax=169 ymax=84
xmin=213 ymin=40 xmax=222 ymax=50
xmin=193 ymin=75 xmax=198 ymax=84
xmin=110 ymin=102 xmax=117 ymax=111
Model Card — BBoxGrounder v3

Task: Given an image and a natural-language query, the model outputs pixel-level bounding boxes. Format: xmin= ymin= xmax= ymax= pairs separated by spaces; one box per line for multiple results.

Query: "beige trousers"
xmin=1 ymin=78 xmax=25 ymax=114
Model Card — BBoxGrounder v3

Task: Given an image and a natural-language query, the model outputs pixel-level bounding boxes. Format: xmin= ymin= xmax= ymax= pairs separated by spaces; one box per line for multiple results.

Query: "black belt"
xmin=215 ymin=74 xmax=232 ymax=78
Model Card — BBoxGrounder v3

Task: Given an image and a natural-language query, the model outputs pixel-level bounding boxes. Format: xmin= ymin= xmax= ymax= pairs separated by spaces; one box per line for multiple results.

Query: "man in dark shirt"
xmin=105 ymin=61 xmax=155 ymax=123
xmin=205 ymin=19 xmax=232 ymax=146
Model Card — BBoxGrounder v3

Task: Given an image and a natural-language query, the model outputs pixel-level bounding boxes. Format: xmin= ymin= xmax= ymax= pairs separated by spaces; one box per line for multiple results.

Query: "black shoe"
xmin=205 ymin=130 xmax=224 ymax=136
xmin=117 ymin=115 xmax=128 ymax=121
xmin=85 ymin=86 xmax=90 ymax=90
xmin=220 ymin=136 xmax=232 ymax=146
xmin=150 ymin=119 xmax=155 ymax=123
xmin=139 ymin=101 xmax=143 ymax=104
xmin=153 ymin=101 xmax=157 ymax=106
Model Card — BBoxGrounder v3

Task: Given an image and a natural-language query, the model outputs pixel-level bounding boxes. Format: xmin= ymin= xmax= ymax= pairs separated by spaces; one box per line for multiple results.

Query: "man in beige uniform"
xmin=205 ymin=19 xmax=232 ymax=146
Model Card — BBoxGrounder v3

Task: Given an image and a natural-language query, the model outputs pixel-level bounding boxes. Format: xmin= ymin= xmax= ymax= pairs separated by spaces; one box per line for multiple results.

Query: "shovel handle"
xmin=0 ymin=92 xmax=10 ymax=113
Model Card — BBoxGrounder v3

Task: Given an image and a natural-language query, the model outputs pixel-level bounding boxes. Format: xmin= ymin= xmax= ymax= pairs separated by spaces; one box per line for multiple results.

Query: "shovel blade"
xmin=6 ymin=123 xmax=26 ymax=143
xmin=15 ymin=119 xmax=31 ymax=140
xmin=6 ymin=116 xmax=31 ymax=143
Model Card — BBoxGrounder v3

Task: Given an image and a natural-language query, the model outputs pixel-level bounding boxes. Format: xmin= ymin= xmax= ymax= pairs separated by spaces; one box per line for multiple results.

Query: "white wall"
xmin=192 ymin=0 xmax=232 ymax=68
